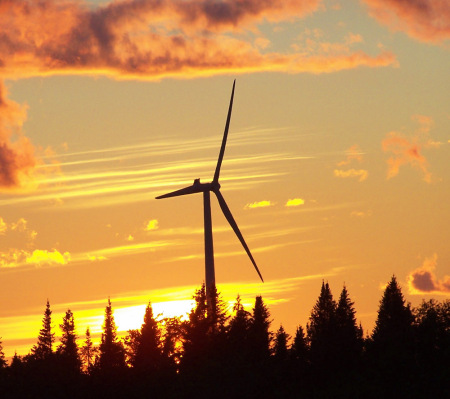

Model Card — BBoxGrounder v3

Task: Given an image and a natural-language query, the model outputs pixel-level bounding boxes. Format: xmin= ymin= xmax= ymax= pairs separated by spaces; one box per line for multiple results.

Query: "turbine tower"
xmin=156 ymin=80 xmax=264 ymax=305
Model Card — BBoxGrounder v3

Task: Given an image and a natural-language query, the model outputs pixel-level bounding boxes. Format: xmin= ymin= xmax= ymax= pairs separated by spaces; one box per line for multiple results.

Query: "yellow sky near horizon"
xmin=0 ymin=0 xmax=449 ymax=360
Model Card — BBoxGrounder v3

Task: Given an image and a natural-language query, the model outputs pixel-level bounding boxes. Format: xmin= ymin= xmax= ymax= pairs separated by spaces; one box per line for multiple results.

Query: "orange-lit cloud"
xmin=145 ymin=219 xmax=159 ymax=231
xmin=334 ymin=145 xmax=368 ymax=182
xmin=363 ymin=0 xmax=450 ymax=45
xmin=245 ymin=200 xmax=273 ymax=209
xmin=333 ymin=168 xmax=368 ymax=182
xmin=0 ymin=217 xmax=7 ymax=234
xmin=26 ymin=249 xmax=71 ymax=266
xmin=0 ymin=81 xmax=40 ymax=191
xmin=285 ymin=198 xmax=305 ymax=207
xmin=382 ymin=115 xmax=440 ymax=183
xmin=0 ymin=0 xmax=396 ymax=81
xmin=337 ymin=144 xmax=364 ymax=166
xmin=407 ymin=254 xmax=450 ymax=295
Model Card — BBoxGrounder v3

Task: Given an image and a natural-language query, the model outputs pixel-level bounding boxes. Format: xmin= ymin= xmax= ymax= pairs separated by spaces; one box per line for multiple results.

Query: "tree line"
xmin=0 ymin=276 xmax=448 ymax=398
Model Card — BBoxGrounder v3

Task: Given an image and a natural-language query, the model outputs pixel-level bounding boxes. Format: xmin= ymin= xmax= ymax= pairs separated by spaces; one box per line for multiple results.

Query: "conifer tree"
xmin=98 ymin=298 xmax=126 ymax=371
xmin=30 ymin=300 xmax=55 ymax=360
xmin=335 ymin=285 xmax=362 ymax=367
xmin=57 ymin=309 xmax=81 ymax=373
xmin=134 ymin=302 xmax=162 ymax=372
xmin=290 ymin=325 xmax=308 ymax=364
xmin=0 ymin=338 xmax=6 ymax=368
xmin=248 ymin=295 xmax=272 ymax=361
xmin=372 ymin=276 xmax=413 ymax=344
xmin=273 ymin=325 xmax=290 ymax=361
xmin=208 ymin=284 xmax=229 ymax=333
xmin=81 ymin=327 xmax=96 ymax=373
xmin=182 ymin=284 xmax=210 ymax=368
xmin=370 ymin=275 xmax=414 ymax=377
xmin=306 ymin=281 xmax=337 ymax=370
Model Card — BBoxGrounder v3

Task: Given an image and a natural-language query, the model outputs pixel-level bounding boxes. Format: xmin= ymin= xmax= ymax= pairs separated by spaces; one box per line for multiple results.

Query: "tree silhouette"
xmin=273 ymin=325 xmax=290 ymax=361
xmin=227 ymin=295 xmax=251 ymax=362
xmin=98 ymin=298 xmax=126 ymax=372
xmin=414 ymin=299 xmax=449 ymax=368
xmin=0 ymin=338 xmax=6 ymax=368
xmin=335 ymin=285 xmax=362 ymax=368
xmin=369 ymin=275 xmax=414 ymax=392
xmin=307 ymin=281 xmax=337 ymax=371
xmin=133 ymin=302 xmax=162 ymax=373
xmin=248 ymin=295 xmax=272 ymax=362
xmin=80 ymin=327 xmax=96 ymax=374
xmin=290 ymin=325 xmax=308 ymax=366
xmin=30 ymin=300 xmax=55 ymax=360
xmin=57 ymin=309 xmax=81 ymax=374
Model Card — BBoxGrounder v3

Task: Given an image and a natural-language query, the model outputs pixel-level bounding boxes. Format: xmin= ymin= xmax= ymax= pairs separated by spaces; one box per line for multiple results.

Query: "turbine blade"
xmin=214 ymin=189 xmax=264 ymax=282
xmin=213 ymin=80 xmax=235 ymax=183
xmin=155 ymin=185 xmax=197 ymax=199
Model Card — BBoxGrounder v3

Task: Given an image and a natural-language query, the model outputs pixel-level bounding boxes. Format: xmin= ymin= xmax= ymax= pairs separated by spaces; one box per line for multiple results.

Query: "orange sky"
xmin=1 ymin=0 xmax=449 ymax=359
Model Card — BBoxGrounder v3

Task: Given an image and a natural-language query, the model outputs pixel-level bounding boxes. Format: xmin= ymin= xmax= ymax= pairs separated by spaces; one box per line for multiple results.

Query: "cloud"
xmin=334 ymin=145 xmax=368 ymax=182
xmin=0 ymin=0 xmax=396 ymax=81
xmin=0 ymin=217 xmax=7 ymax=234
xmin=245 ymin=200 xmax=273 ymax=209
xmin=145 ymin=219 xmax=159 ymax=231
xmin=285 ymin=198 xmax=305 ymax=207
xmin=337 ymin=144 xmax=364 ymax=166
xmin=26 ymin=249 xmax=71 ymax=266
xmin=334 ymin=168 xmax=368 ymax=182
xmin=0 ymin=81 xmax=41 ymax=191
xmin=363 ymin=0 xmax=450 ymax=45
xmin=382 ymin=115 xmax=440 ymax=183
xmin=350 ymin=210 xmax=372 ymax=218
xmin=407 ymin=254 xmax=450 ymax=295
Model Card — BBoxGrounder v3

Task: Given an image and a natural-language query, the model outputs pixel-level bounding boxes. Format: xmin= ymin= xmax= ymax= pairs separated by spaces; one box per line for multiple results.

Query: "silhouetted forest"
xmin=1 ymin=276 xmax=448 ymax=398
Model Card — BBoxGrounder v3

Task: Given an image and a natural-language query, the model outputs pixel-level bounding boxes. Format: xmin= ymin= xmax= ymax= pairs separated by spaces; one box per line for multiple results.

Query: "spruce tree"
xmin=228 ymin=295 xmax=251 ymax=359
xmin=335 ymin=285 xmax=362 ymax=368
xmin=370 ymin=276 xmax=414 ymax=382
xmin=57 ymin=309 xmax=81 ymax=373
xmin=31 ymin=300 xmax=55 ymax=360
xmin=81 ymin=327 xmax=96 ymax=373
xmin=290 ymin=325 xmax=308 ymax=364
xmin=273 ymin=325 xmax=290 ymax=361
xmin=0 ymin=338 xmax=6 ymax=368
xmin=134 ymin=302 xmax=162 ymax=373
xmin=98 ymin=298 xmax=126 ymax=371
xmin=306 ymin=281 xmax=337 ymax=370
xmin=182 ymin=284 xmax=210 ymax=369
xmin=248 ymin=295 xmax=272 ymax=361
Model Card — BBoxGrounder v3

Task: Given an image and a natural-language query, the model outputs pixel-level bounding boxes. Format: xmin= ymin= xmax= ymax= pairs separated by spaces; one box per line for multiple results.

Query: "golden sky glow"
xmin=0 ymin=0 xmax=449 ymax=359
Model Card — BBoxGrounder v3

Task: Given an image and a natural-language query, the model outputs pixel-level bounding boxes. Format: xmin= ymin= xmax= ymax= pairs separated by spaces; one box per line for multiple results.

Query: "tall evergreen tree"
xmin=372 ymin=276 xmax=413 ymax=344
xmin=81 ymin=327 xmax=96 ymax=374
xmin=306 ymin=281 xmax=337 ymax=370
xmin=335 ymin=285 xmax=362 ymax=368
xmin=273 ymin=325 xmax=290 ymax=361
xmin=290 ymin=325 xmax=308 ymax=365
xmin=207 ymin=284 xmax=229 ymax=333
xmin=134 ymin=302 xmax=162 ymax=373
xmin=57 ymin=309 xmax=81 ymax=373
xmin=248 ymin=295 xmax=272 ymax=361
xmin=228 ymin=295 xmax=251 ymax=354
xmin=30 ymin=300 xmax=55 ymax=360
xmin=370 ymin=275 xmax=414 ymax=383
xmin=98 ymin=298 xmax=126 ymax=371
xmin=0 ymin=338 xmax=7 ymax=368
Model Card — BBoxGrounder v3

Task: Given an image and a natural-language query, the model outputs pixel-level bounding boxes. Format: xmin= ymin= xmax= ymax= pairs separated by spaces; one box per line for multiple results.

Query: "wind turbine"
xmin=156 ymin=80 xmax=264 ymax=305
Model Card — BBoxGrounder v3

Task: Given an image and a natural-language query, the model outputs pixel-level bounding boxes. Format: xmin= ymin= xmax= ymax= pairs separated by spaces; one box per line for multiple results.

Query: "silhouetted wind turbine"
xmin=156 ymin=80 xmax=264 ymax=305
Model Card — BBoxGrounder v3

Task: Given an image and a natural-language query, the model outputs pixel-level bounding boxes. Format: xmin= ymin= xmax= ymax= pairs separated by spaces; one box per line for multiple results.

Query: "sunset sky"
xmin=1 ymin=0 xmax=449 ymax=359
